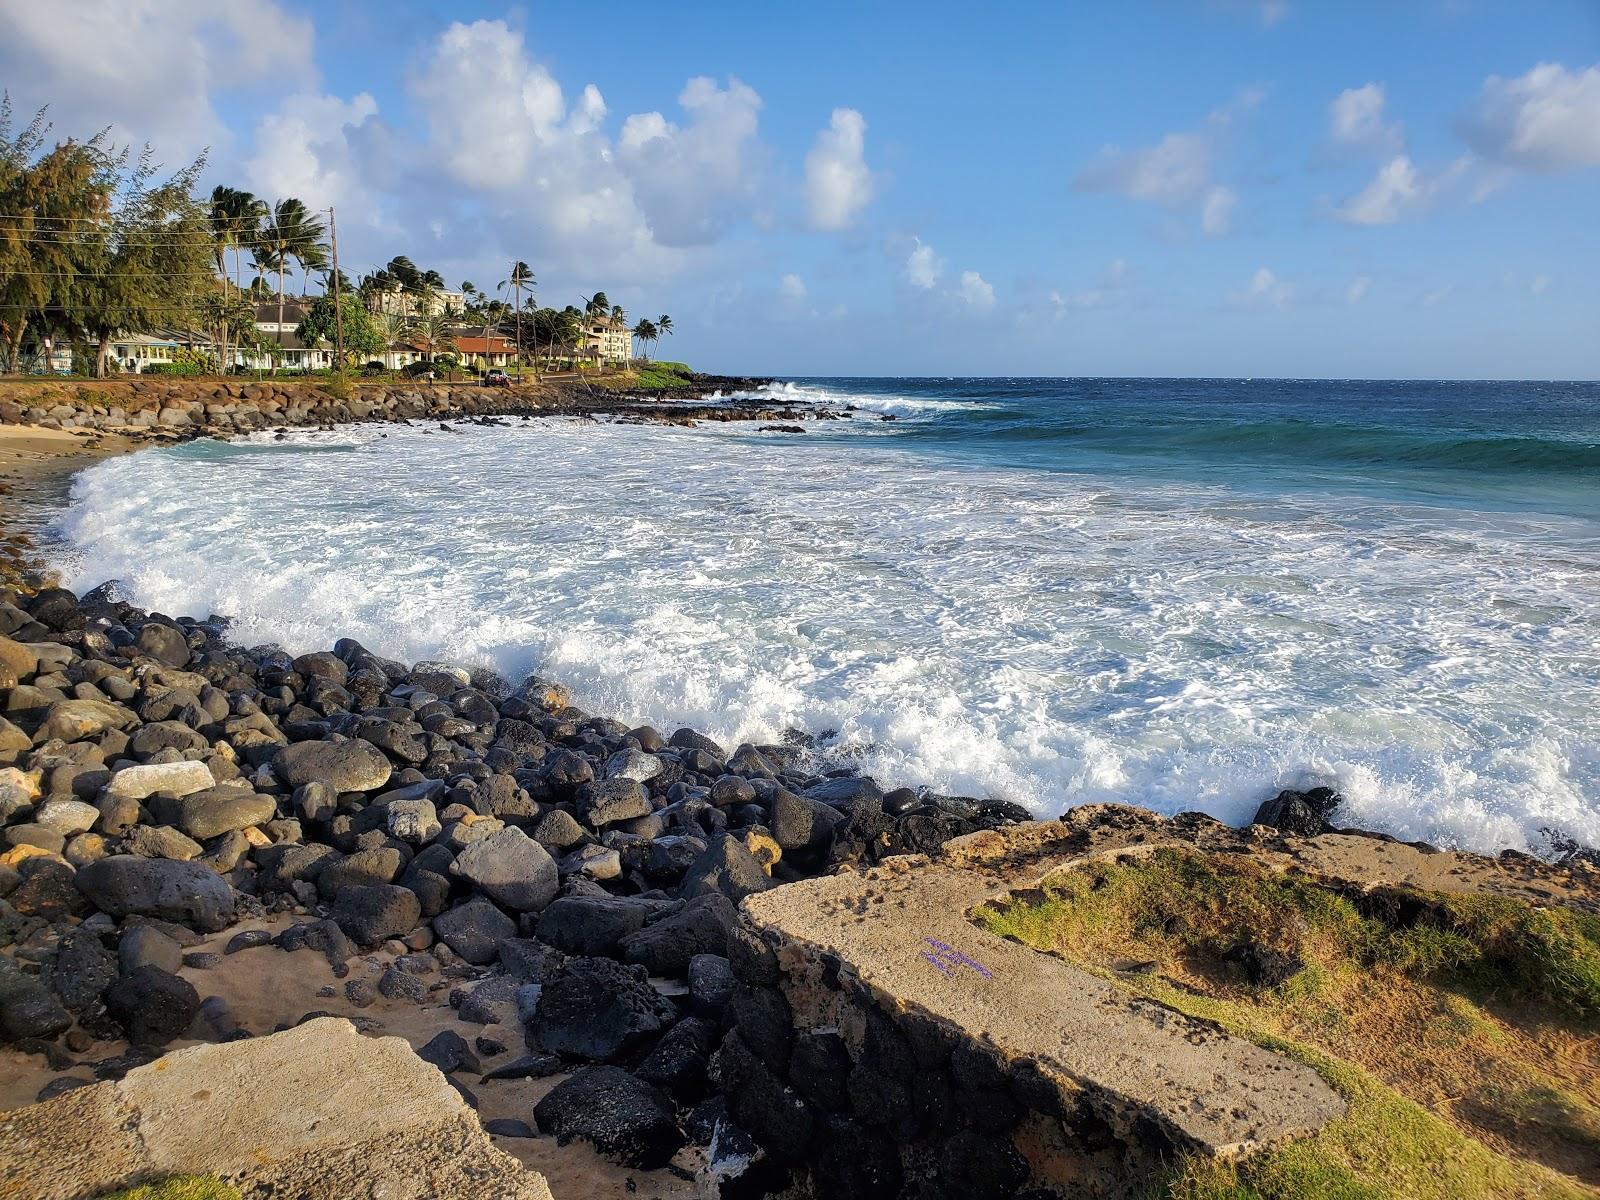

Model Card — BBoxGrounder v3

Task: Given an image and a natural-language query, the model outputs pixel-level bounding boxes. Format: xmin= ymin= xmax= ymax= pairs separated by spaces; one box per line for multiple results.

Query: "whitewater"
xmin=49 ymin=378 xmax=1600 ymax=855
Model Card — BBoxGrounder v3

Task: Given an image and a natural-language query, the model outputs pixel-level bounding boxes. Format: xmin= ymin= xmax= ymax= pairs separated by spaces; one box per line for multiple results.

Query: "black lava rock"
xmin=533 ymin=1065 xmax=685 ymax=1168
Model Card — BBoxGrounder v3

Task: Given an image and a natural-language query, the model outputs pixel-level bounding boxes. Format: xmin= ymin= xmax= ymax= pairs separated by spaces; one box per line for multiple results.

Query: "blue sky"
xmin=3 ymin=0 xmax=1597 ymax=377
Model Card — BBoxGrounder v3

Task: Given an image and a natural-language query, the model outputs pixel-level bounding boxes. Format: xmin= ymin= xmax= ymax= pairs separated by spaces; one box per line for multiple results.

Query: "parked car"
xmin=483 ymin=369 xmax=511 ymax=387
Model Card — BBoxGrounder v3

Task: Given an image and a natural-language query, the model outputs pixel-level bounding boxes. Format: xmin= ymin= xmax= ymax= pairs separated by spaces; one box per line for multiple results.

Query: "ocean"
xmin=50 ymin=377 xmax=1600 ymax=854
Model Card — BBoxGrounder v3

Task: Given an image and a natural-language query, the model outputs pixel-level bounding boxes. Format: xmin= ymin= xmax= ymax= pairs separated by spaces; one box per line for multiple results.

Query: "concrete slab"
xmin=0 ymin=1017 xmax=553 ymax=1200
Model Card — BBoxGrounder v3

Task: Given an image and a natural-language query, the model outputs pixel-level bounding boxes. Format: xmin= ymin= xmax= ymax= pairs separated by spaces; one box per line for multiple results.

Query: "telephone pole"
xmin=329 ymin=206 xmax=344 ymax=372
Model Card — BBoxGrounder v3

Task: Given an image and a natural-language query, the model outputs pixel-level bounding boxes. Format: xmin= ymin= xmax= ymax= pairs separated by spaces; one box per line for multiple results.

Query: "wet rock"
xmin=533 ymin=1065 xmax=685 ymax=1169
xmin=1252 ymin=787 xmax=1342 ymax=836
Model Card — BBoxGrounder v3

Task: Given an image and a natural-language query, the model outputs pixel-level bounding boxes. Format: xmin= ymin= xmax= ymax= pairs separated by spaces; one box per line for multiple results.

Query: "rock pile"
xmin=0 ymin=583 xmax=1029 ymax=1186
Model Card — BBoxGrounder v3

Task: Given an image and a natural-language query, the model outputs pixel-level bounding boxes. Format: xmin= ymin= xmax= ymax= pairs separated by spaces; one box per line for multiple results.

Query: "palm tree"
xmin=376 ymin=311 xmax=409 ymax=371
xmin=633 ymin=318 xmax=657 ymax=362
xmin=257 ymin=199 xmax=327 ymax=369
xmin=499 ymin=262 xmax=534 ymax=375
xmin=412 ymin=311 xmax=458 ymax=378
xmin=656 ymin=314 xmax=673 ymax=350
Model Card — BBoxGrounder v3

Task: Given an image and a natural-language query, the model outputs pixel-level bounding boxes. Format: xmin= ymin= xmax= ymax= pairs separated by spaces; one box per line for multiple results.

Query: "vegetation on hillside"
xmin=975 ymin=848 xmax=1600 ymax=1199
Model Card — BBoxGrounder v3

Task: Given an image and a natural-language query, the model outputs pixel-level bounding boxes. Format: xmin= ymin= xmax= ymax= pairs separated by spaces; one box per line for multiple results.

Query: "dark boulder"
xmin=104 ymin=965 xmax=199 ymax=1047
xmin=529 ymin=956 xmax=677 ymax=1062
xmin=432 ymin=897 xmax=517 ymax=965
xmin=1252 ymin=787 xmax=1342 ymax=836
xmin=48 ymin=927 xmax=117 ymax=1013
xmin=811 ymin=1113 xmax=904 ymax=1200
xmin=620 ymin=893 xmax=736 ymax=977
xmin=75 ymin=856 xmax=235 ymax=932
xmin=636 ymin=1014 xmax=717 ymax=1100
xmin=273 ymin=738 xmax=393 ymax=792
xmin=687 ymin=953 xmax=736 ymax=1019
xmin=533 ymin=1064 xmax=685 ymax=1169
xmin=678 ymin=835 xmax=774 ymax=904
xmin=0 ymin=958 xmax=71 ymax=1042
xmin=331 ymin=884 xmax=422 ymax=946
xmin=535 ymin=895 xmax=654 ymax=958
xmin=575 ymin=778 xmax=651 ymax=828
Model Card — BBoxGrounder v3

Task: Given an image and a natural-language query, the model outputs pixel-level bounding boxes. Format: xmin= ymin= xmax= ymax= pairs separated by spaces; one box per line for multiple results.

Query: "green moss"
xmin=975 ymin=849 xmax=1600 ymax=1200
xmin=96 ymin=1177 xmax=241 ymax=1200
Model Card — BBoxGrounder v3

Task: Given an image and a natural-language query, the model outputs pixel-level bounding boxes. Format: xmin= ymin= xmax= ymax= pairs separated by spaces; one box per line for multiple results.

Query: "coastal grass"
xmin=96 ymin=1177 xmax=241 ymax=1200
xmin=974 ymin=847 xmax=1600 ymax=1199
xmin=629 ymin=360 xmax=695 ymax=390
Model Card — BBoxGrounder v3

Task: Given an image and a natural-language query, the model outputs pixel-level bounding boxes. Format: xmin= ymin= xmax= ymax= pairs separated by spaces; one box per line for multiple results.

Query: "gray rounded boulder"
xmin=273 ymin=738 xmax=393 ymax=793
xmin=75 ymin=855 xmax=236 ymax=932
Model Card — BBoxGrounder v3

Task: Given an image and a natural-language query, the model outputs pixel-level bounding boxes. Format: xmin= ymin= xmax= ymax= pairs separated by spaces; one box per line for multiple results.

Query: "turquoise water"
xmin=53 ymin=377 xmax=1600 ymax=854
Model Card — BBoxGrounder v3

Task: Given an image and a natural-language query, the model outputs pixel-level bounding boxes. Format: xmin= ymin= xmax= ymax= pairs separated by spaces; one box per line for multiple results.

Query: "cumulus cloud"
xmin=244 ymin=93 xmax=381 ymax=212
xmin=905 ymin=239 xmax=943 ymax=289
xmin=779 ymin=273 xmax=808 ymax=301
xmin=805 ymin=108 xmax=874 ymax=230
xmin=616 ymin=76 xmax=766 ymax=246
xmin=0 ymin=0 xmax=315 ymax=160
xmin=1346 ymin=274 xmax=1372 ymax=304
xmin=1460 ymin=62 xmax=1600 ymax=171
xmin=1330 ymin=83 xmax=1403 ymax=153
xmin=1074 ymin=91 xmax=1259 ymax=237
xmin=1056 ymin=257 xmax=1135 ymax=310
xmin=1335 ymin=155 xmax=1428 ymax=225
xmin=959 ymin=270 xmax=995 ymax=311
xmin=401 ymin=20 xmax=784 ymax=282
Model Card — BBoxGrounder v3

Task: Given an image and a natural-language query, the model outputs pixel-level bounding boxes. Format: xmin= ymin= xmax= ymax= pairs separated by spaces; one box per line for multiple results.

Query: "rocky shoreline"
xmin=1 ymin=397 xmax=1594 ymax=1198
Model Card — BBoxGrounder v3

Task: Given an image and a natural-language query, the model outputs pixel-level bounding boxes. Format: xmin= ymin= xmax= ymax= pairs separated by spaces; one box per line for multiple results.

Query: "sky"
xmin=1 ymin=0 xmax=1597 ymax=379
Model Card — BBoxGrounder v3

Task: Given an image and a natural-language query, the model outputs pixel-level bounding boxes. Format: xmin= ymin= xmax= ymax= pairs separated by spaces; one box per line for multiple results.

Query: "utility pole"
xmin=512 ymin=261 xmax=522 ymax=381
xmin=329 ymin=206 xmax=344 ymax=372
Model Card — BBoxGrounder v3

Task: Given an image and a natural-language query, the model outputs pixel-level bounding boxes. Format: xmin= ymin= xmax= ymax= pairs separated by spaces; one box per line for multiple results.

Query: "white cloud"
xmin=402 ymin=19 xmax=782 ymax=282
xmin=1260 ymin=0 xmax=1289 ymax=25
xmin=805 ymin=108 xmax=875 ymax=230
xmin=1335 ymin=155 xmax=1428 ymax=225
xmin=244 ymin=93 xmax=381 ymax=211
xmin=616 ymin=76 xmax=766 ymax=246
xmin=959 ymin=270 xmax=995 ymax=311
xmin=1461 ymin=62 xmax=1600 ymax=171
xmin=1200 ymin=186 xmax=1237 ymax=236
xmin=779 ymin=273 xmax=807 ymax=301
xmin=1238 ymin=266 xmax=1292 ymax=308
xmin=905 ymin=238 xmax=944 ymax=289
xmin=1346 ymin=274 xmax=1372 ymax=304
xmin=1530 ymin=274 xmax=1552 ymax=295
xmin=1074 ymin=91 xmax=1258 ymax=236
xmin=1330 ymin=83 xmax=1403 ymax=152
xmin=0 ymin=0 xmax=315 ymax=160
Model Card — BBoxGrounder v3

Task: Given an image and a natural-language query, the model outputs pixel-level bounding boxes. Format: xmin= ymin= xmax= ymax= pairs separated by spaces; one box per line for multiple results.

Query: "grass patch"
xmin=630 ymin=360 xmax=695 ymax=390
xmin=976 ymin=848 xmax=1600 ymax=1198
xmin=96 ymin=1177 xmax=241 ymax=1200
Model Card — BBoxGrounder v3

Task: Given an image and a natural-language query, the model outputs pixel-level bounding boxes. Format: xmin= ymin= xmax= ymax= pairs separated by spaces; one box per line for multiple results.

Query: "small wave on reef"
xmin=49 ymin=378 xmax=1600 ymax=857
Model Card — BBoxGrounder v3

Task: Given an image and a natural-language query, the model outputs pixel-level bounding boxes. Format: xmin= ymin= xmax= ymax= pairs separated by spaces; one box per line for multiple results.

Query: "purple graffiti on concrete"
xmin=921 ymin=937 xmax=993 ymax=980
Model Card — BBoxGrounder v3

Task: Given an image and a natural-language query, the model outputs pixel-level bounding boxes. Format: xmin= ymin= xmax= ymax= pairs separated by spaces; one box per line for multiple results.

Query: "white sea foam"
xmin=51 ymin=412 xmax=1600 ymax=855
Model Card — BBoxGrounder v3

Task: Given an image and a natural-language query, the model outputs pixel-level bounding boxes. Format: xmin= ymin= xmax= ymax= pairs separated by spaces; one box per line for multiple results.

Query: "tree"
xmin=656 ymin=313 xmax=674 ymax=356
xmin=0 ymin=101 xmax=119 ymax=372
xmin=500 ymin=261 xmax=534 ymax=372
xmin=296 ymin=292 xmax=382 ymax=368
xmin=411 ymin=311 xmax=456 ymax=358
xmin=633 ymin=318 xmax=657 ymax=361
xmin=375 ymin=311 xmax=409 ymax=369
xmin=72 ymin=147 xmax=213 ymax=378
